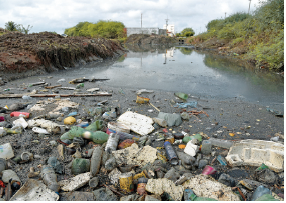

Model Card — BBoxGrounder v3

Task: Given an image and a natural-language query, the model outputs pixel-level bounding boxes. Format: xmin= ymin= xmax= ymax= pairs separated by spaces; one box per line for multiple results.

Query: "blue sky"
xmin=0 ymin=0 xmax=261 ymax=35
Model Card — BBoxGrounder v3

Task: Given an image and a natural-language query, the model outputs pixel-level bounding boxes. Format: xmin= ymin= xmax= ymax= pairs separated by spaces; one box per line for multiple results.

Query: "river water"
xmin=25 ymin=45 xmax=284 ymax=111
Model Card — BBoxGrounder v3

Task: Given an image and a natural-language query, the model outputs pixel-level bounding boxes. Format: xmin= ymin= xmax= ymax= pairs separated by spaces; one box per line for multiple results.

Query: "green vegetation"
xmin=5 ymin=21 xmax=33 ymax=34
xmin=180 ymin=28 xmax=195 ymax=37
xmin=191 ymin=0 xmax=284 ymax=71
xmin=64 ymin=20 xmax=126 ymax=41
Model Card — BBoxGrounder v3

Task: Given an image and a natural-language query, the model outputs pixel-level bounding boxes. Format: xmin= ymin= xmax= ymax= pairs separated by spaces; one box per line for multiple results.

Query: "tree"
xmin=181 ymin=28 xmax=195 ymax=37
xmin=5 ymin=21 xmax=18 ymax=31
xmin=17 ymin=24 xmax=33 ymax=34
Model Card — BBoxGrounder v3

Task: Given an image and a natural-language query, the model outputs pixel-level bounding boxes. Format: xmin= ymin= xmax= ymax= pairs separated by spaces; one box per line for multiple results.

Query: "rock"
xmin=255 ymin=169 xmax=278 ymax=184
xmin=218 ymin=173 xmax=237 ymax=187
xmin=92 ymin=187 xmax=118 ymax=201
xmin=59 ymin=192 xmax=94 ymax=201
xmin=164 ymin=168 xmax=181 ymax=182
xmin=145 ymin=195 xmax=160 ymax=201
xmin=198 ymin=159 xmax=208 ymax=169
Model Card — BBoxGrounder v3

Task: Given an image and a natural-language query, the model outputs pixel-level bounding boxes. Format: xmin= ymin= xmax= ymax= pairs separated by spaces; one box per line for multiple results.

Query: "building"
xmin=163 ymin=24 xmax=175 ymax=36
xmin=125 ymin=28 xmax=167 ymax=37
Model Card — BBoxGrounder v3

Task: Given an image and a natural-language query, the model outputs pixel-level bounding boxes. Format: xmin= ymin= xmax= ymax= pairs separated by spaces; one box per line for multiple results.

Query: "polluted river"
xmin=0 ymin=44 xmax=284 ymax=201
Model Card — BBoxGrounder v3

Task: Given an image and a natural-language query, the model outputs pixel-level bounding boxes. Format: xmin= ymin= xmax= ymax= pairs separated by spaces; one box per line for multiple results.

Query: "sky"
xmin=0 ymin=0 xmax=261 ymax=35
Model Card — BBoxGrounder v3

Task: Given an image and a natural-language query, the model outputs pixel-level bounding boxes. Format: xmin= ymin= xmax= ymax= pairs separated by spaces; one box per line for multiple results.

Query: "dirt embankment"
xmin=0 ymin=31 xmax=125 ymax=82
xmin=126 ymin=34 xmax=178 ymax=45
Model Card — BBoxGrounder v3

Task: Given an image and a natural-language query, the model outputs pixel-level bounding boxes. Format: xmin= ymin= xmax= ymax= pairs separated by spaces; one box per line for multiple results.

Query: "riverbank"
xmin=0 ymin=31 xmax=125 ymax=82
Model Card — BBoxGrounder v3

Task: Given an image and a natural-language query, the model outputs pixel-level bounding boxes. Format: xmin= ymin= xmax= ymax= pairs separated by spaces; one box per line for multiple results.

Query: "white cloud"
xmin=0 ymin=0 xmax=261 ymax=34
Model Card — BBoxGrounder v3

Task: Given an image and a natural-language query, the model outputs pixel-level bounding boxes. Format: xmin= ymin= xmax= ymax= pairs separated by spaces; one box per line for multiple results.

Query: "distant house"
xmin=163 ymin=24 xmax=175 ymax=37
xmin=125 ymin=28 xmax=167 ymax=37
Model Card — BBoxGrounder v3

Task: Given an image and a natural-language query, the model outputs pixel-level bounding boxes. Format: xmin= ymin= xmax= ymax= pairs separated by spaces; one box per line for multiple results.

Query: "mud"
xmin=0 ymin=31 xmax=125 ymax=82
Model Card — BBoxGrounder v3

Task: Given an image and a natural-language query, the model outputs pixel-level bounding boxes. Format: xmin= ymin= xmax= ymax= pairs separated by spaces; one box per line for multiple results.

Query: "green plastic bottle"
xmin=82 ymin=131 xmax=109 ymax=144
xmin=60 ymin=126 xmax=85 ymax=140
xmin=175 ymin=92 xmax=188 ymax=100
xmin=85 ymin=120 xmax=103 ymax=132
xmin=255 ymin=194 xmax=279 ymax=201
xmin=71 ymin=158 xmax=90 ymax=175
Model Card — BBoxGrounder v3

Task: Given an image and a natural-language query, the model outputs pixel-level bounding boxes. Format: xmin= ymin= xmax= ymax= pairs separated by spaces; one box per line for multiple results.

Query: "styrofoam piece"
xmin=13 ymin=117 xmax=28 ymax=129
xmin=183 ymin=175 xmax=240 ymax=201
xmin=225 ymin=139 xmax=284 ymax=172
xmin=28 ymin=119 xmax=64 ymax=133
xmin=145 ymin=178 xmax=184 ymax=201
xmin=112 ymin=143 xmax=157 ymax=166
xmin=117 ymin=111 xmax=154 ymax=136
xmin=10 ymin=179 xmax=59 ymax=201
xmin=108 ymin=122 xmax=130 ymax=134
xmin=184 ymin=142 xmax=198 ymax=157
xmin=108 ymin=168 xmax=122 ymax=185
xmin=59 ymin=172 xmax=92 ymax=192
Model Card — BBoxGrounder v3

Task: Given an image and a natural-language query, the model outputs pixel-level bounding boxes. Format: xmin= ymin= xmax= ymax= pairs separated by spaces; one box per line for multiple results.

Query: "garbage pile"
xmin=0 ymin=79 xmax=284 ymax=201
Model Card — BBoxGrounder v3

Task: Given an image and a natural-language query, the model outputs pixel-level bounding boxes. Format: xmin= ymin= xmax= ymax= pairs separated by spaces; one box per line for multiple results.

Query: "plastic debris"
xmin=112 ymin=143 xmax=157 ymax=166
xmin=226 ymin=139 xmax=284 ymax=172
xmin=117 ymin=111 xmax=154 ymax=136
xmin=59 ymin=172 xmax=92 ymax=192
xmin=173 ymin=101 xmax=197 ymax=108
xmin=183 ymin=175 xmax=240 ymax=201
xmin=10 ymin=179 xmax=59 ymax=201
xmin=146 ymin=178 xmax=184 ymax=201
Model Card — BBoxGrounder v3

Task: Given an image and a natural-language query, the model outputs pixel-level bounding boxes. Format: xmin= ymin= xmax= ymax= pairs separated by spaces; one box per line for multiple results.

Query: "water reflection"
xmin=115 ymin=45 xmax=283 ymax=108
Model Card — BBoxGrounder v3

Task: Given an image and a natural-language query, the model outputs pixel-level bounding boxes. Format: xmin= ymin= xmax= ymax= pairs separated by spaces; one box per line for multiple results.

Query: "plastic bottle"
xmin=202 ymin=165 xmax=217 ymax=175
xmin=82 ymin=131 xmax=109 ymax=144
xmin=105 ymin=133 xmax=120 ymax=153
xmin=90 ymin=146 xmax=103 ymax=176
xmin=0 ymin=143 xmax=14 ymax=159
xmin=251 ymin=185 xmax=272 ymax=201
xmin=184 ymin=188 xmax=217 ymax=201
xmin=48 ymin=156 xmax=64 ymax=174
xmin=174 ymin=92 xmax=188 ymax=100
xmin=32 ymin=127 xmax=50 ymax=134
xmin=255 ymin=163 xmax=269 ymax=171
xmin=201 ymin=140 xmax=212 ymax=154
xmin=164 ymin=141 xmax=179 ymax=165
xmin=1 ymin=169 xmax=21 ymax=184
xmin=208 ymin=138 xmax=233 ymax=149
xmin=255 ymin=194 xmax=279 ymax=201
xmin=217 ymin=155 xmax=227 ymax=166
xmin=0 ymin=158 xmax=7 ymax=174
xmin=22 ymin=95 xmax=32 ymax=100
xmin=41 ymin=165 xmax=60 ymax=192
xmin=152 ymin=117 xmax=167 ymax=127
xmin=10 ymin=112 xmax=31 ymax=118
xmin=0 ymin=128 xmax=7 ymax=137
xmin=71 ymin=158 xmax=90 ymax=175
xmin=85 ymin=120 xmax=103 ymax=131
xmin=76 ymin=83 xmax=84 ymax=89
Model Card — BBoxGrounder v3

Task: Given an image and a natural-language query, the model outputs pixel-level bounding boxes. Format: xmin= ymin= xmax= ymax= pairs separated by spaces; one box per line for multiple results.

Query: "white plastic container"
xmin=0 ymin=143 xmax=14 ymax=159
xmin=32 ymin=127 xmax=50 ymax=134
xmin=13 ymin=117 xmax=28 ymax=129
xmin=184 ymin=142 xmax=198 ymax=157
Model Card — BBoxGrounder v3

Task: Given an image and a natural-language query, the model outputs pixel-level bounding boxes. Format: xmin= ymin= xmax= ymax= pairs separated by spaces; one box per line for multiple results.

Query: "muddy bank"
xmin=0 ymin=31 xmax=125 ymax=82
xmin=0 ymin=72 xmax=284 ymax=200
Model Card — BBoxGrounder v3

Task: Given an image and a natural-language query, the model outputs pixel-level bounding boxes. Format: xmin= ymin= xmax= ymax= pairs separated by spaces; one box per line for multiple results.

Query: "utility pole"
xmin=165 ymin=16 xmax=169 ymax=35
xmin=248 ymin=0 xmax=251 ymax=14
xmin=225 ymin=12 xmax=226 ymax=19
xmin=141 ymin=13 xmax=142 ymax=28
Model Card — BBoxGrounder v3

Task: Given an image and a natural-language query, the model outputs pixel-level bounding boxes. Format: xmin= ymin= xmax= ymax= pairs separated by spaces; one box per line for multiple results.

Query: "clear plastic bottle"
xmin=41 ymin=165 xmax=60 ymax=192
xmin=251 ymin=185 xmax=272 ymax=201
xmin=105 ymin=133 xmax=120 ymax=153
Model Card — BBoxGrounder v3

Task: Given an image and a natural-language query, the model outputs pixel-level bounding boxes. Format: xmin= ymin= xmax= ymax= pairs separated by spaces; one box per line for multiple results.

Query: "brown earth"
xmin=0 ymin=31 xmax=125 ymax=82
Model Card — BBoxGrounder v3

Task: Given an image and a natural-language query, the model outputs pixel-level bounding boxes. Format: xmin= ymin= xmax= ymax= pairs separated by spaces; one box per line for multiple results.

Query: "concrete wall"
xmin=126 ymin=28 xmax=166 ymax=37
